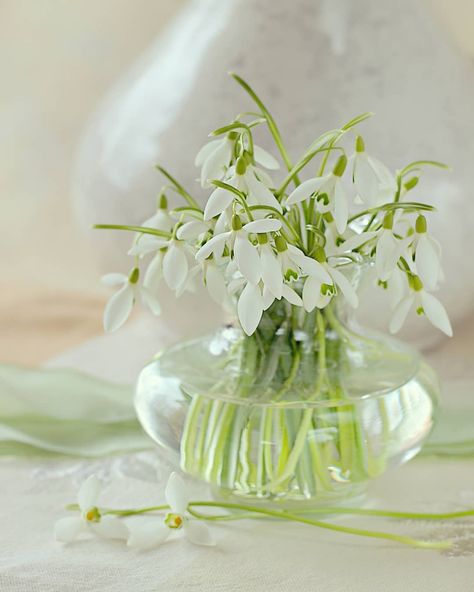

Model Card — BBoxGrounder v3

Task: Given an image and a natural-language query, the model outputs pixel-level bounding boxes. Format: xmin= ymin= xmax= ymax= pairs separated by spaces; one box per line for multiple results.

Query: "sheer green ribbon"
xmin=0 ymin=364 xmax=472 ymax=458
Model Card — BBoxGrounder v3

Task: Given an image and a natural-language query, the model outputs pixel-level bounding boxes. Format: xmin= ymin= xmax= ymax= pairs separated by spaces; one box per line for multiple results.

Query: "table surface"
xmin=1 ymin=316 xmax=474 ymax=592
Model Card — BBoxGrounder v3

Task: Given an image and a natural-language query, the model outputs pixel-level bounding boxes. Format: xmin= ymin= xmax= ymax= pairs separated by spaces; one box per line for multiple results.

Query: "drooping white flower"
xmin=286 ymin=155 xmax=349 ymax=233
xmin=389 ymin=275 xmax=452 ymax=336
xmin=375 ymin=212 xmax=408 ymax=281
xmin=229 ymin=156 xmax=282 ymax=213
xmin=102 ymin=269 xmax=161 ymax=332
xmin=162 ymin=240 xmax=190 ymax=291
xmin=196 ymin=215 xmax=280 ymax=285
xmin=202 ymin=260 xmax=228 ymax=304
xmin=409 ymin=215 xmax=442 ymax=291
xmin=196 ymin=135 xmax=235 ymax=188
xmin=54 ymin=475 xmax=128 ymax=544
xmin=301 ymin=248 xmax=358 ymax=312
xmin=352 ymin=136 xmax=396 ymax=206
xmin=127 ymin=473 xmax=214 ymax=551
xmin=237 ymin=281 xmax=265 ymax=335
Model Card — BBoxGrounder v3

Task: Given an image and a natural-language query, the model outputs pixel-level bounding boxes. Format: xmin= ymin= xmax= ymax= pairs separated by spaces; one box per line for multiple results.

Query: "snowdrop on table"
xmin=54 ymin=475 xmax=128 ymax=543
xmin=127 ymin=473 xmax=214 ymax=550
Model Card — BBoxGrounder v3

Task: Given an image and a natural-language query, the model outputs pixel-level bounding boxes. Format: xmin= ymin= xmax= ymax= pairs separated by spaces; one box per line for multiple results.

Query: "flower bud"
xmin=382 ymin=211 xmax=394 ymax=230
xmin=314 ymin=246 xmax=327 ymax=263
xmin=355 ymin=136 xmax=365 ymax=153
xmin=333 ymin=154 xmax=347 ymax=177
xmin=128 ymin=267 xmax=140 ymax=284
xmin=231 ymin=214 xmax=243 ymax=231
xmin=236 ymin=156 xmax=247 ymax=176
xmin=158 ymin=193 xmax=168 ymax=210
xmin=404 ymin=176 xmax=419 ymax=191
xmin=415 ymin=215 xmax=427 ymax=234
xmin=227 ymin=131 xmax=238 ymax=141
xmin=275 ymin=235 xmax=288 ymax=252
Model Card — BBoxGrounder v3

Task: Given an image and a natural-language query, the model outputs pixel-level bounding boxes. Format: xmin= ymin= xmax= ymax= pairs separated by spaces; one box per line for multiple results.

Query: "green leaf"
xmin=400 ymin=160 xmax=450 ymax=176
xmin=155 ymin=165 xmax=200 ymax=209
xmin=341 ymin=112 xmax=374 ymax=131
xmin=93 ymin=224 xmax=171 ymax=238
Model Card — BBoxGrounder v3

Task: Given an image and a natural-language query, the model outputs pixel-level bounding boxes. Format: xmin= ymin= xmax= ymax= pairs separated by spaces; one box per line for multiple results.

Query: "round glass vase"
xmin=135 ymin=289 xmax=439 ymax=507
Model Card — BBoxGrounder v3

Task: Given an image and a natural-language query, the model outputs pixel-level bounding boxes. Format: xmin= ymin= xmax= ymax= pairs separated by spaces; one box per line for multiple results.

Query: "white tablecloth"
xmin=2 ymin=317 xmax=474 ymax=592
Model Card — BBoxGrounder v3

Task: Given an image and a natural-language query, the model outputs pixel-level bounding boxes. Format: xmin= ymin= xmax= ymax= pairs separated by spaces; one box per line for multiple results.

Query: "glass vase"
xmin=135 ymin=284 xmax=439 ymax=507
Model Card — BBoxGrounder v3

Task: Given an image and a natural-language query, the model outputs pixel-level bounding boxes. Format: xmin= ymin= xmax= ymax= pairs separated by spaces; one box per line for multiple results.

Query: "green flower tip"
xmin=227 ymin=131 xmax=239 ymax=141
xmin=382 ymin=211 xmax=394 ymax=230
xmin=236 ymin=156 xmax=247 ymax=175
xmin=158 ymin=193 xmax=168 ymax=210
xmin=355 ymin=135 xmax=365 ymax=153
xmin=415 ymin=215 xmax=427 ymax=234
xmin=404 ymin=176 xmax=419 ymax=191
xmin=412 ymin=275 xmax=424 ymax=292
xmin=333 ymin=154 xmax=347 ymax=177
xmin=314 ymin=246 xmax=327 ymax=263
xmin=257 ymin=233 xmax=268 ymax=245
xmin=129 ymin=267 xmax=140 ymax=284
xmin=231 ymin=214 xmax=243 ymax=231
xmin=275 ymin=235 xmax=288 ymax=252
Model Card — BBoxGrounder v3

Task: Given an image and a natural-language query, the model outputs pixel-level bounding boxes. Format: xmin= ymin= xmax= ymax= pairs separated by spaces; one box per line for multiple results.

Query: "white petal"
xmin=335 ymin=231 xmax=378 ymax=254
xmin=234 ymin=235 xmax=261 ymax=284
xmin=194 ymin=139 xmax=222 ymax=167
xmin=243 ymin=218 xmax=282 ymax=234
xmin=200 ymin=141 xmax=232 ymax=187
xmin=54 ymin=517 xmax=85 ymax=543
xmin=101 ymin=273 xmax=127 ymax=287
xmin=389 ymin=294 xmax=414 ymax=333
xmin=103 ymin=284 xmax=135 ymax=333
xmin=302 ymin=276 xmax=322 ymax=312
xmin=353 ymin=154 xmax=379 ymax=205
xmin=91 ymin=516 xmax=129 ymax=540
xmin=127 ymin=521 xmax=169 ymax=551
xmin=368 ymin=156 xmax=397 ymax=191
xmin=128 ymin=235 xmax=167 ymax=256
xmin=286 ymin=176 xmax=329 ymax=205
xmin=77 ymin=474 xmax=101 ymax=512
xmin=253 ymin=145 xmax=280 ymax=170
xmin=238 ymin=283 xmax=264 ymax=335
xmin=262 ymin=285 xmax=276 ymax=310
xmin=165 ymin=472 xmax=190 ymax=514
xmin=176 ymin=220 xmax=208 ymax=240
xmin=144 ymin=252 xmax=163 ymax=291
xmin=204 ymin=187 xmax=234 ymax=221
xmin=245 ymin=171 xmax=283 ymax=212
xmin=298 ymin=256 xmax=332 ymax=284
xmin=260 ymin=246 xmax=283 ymax=299
xmin=416 ymin=235 xmax=440 ymax=290
xmin=163 ymin=244 xmax=188 ymax=290
xmin=282 ymin=284 xmax=303 ymax=306
xmin=333 ymin=181 xmax=348 ymax=234
xmin=184 ymin=521 xmax=215 ymax=546
xmin=421 ymin=292 xmax=453 ymax=337
xmin=195 ymin=233 xmax=229 ymax=262
xmin=141 ymin=287 xmax=162 ymax=316
xmin=142 ymin=210 xmax=173 ymax=232
xmin=375 ymin=230 xmax=400 ymax=281
xmin=205 ymin=264 xmax=227 ymax=304
xmin=329 ymin=267 xmax=359 ymax=308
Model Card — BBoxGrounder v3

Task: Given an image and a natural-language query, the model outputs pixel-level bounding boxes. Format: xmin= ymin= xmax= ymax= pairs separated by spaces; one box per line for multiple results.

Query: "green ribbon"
xmin=0 ymin=363 xmax=472 ymax=459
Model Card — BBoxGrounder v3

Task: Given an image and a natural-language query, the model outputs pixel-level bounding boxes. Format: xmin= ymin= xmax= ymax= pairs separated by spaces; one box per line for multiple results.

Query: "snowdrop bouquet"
xmin=97 ymin=74 xmax=450 ymax=502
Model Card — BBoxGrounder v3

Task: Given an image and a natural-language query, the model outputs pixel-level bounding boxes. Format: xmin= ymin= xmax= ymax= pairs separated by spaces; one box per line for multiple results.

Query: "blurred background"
xmin=1 ymin=0 xmax=473 ymax=367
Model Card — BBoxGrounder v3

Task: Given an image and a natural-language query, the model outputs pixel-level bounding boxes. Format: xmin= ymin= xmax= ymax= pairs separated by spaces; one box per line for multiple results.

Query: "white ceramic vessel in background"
xmin=73 ymin=0 xmax=474 ymax=345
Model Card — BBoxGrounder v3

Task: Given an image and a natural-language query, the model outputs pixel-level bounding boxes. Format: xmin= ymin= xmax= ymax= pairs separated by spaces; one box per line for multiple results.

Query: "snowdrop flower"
xmin=54 ymin=475 xmax=128 ymax=544
xmin=286 ymin=155 xmax=349 ymax=233
xmin=390 ymin=275 xmax=452 ymax=336
xmin=302 ymin=247 xmax=358 ymax=312
xmin=202 ymin=259 xmax=228 ymax=304
xmin=196 ymin=215 xmax=281 ymax=285
xmin=375 ymin=212 xmax=407 ymax=281
xmin=102 ymin=268 xmax=161 ymax=332
xmin=196 ymin=133 xmax=236 ymax=188
xmin=127 ymin=473 xmax=214 ymax=550
xmin=229 ymin=156 xmax=282 ymax=212
xmin=410 ymin=215 xmax=442 ymax=290
xmin=237 ymin=280 xmax=265 ymax=335
xmin=352 ymin=136 xmax=396 ymax=206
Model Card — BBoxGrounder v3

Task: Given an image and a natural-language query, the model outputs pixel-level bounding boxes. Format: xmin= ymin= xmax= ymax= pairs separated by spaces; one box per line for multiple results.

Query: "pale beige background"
xmin=0 ymin=0 xmax=472 ymax=364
